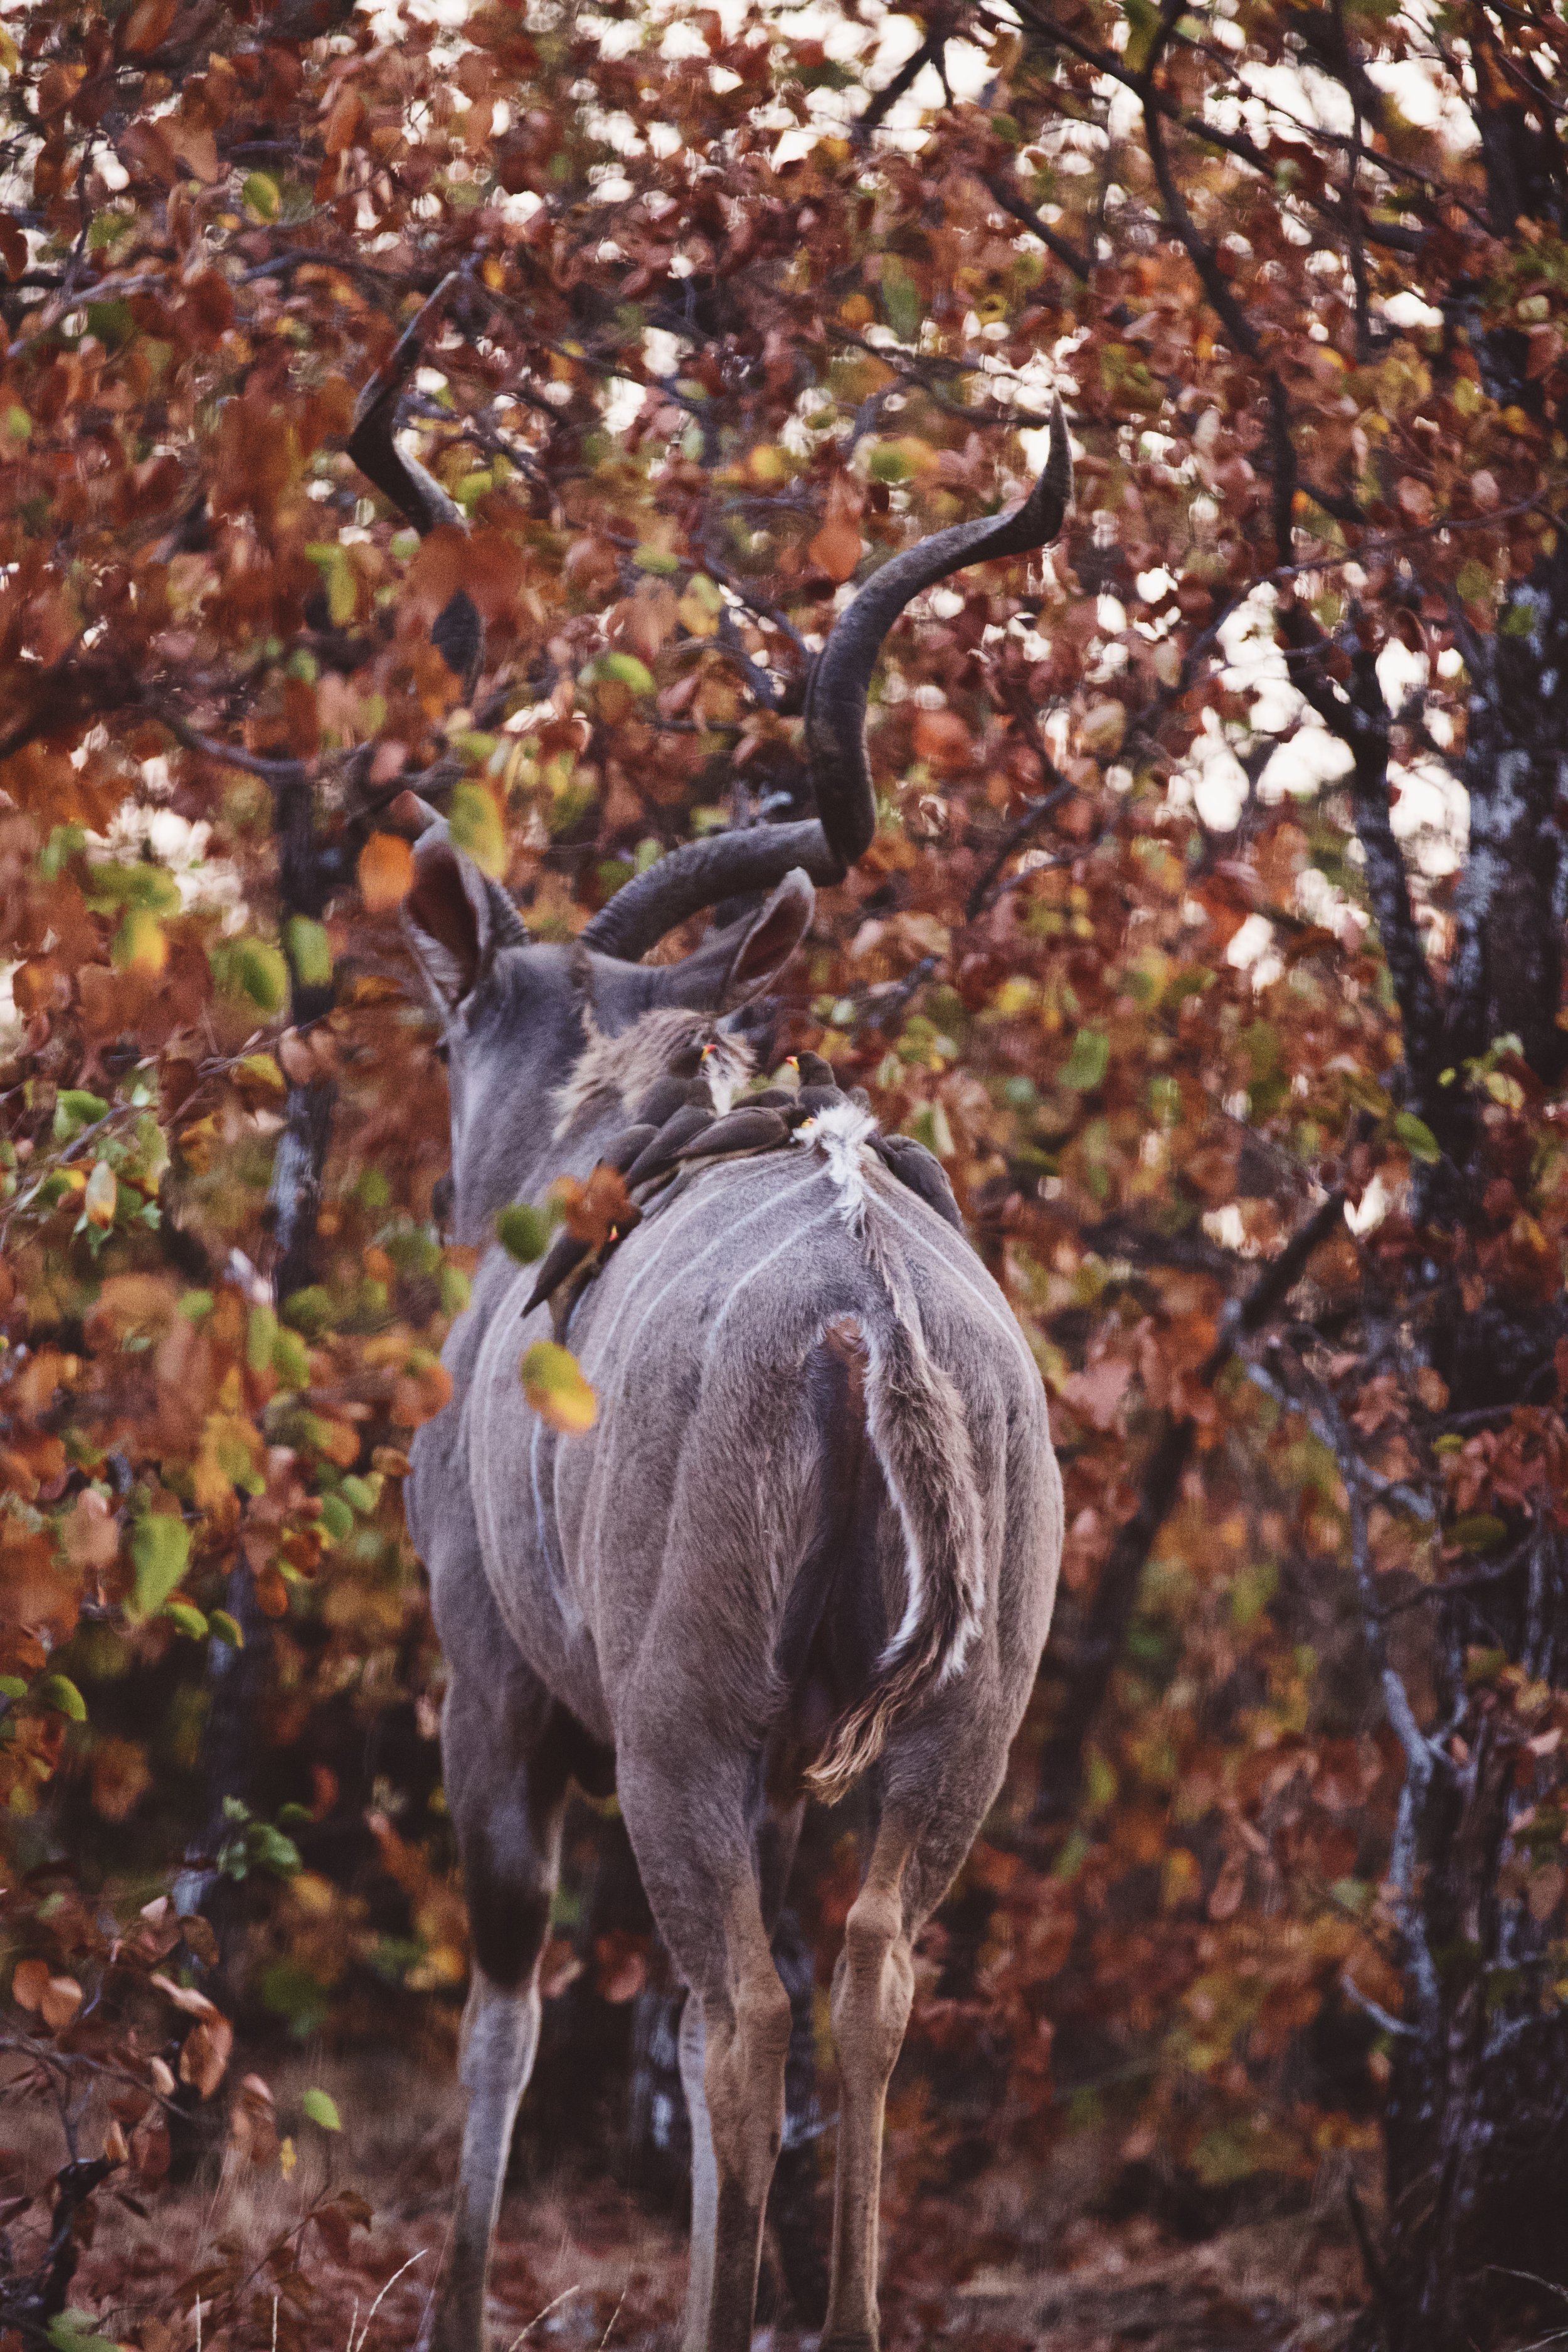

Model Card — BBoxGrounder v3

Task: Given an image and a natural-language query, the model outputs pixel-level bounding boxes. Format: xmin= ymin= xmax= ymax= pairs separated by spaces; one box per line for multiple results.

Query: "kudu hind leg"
xmin=620 ymin=1764 xmax=793 ymax=2352
xmin=432 ymin=1678 xmax=568 ymax=2352
xmin=822 ymin=1840 xmax=916 ymax=2352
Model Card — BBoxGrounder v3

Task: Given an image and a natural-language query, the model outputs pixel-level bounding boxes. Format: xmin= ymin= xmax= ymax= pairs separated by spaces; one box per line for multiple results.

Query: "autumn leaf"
xmin=40 ymin=1975 xmax=83 ymax=2032
xmin=82 ymin=1159 xmax=117 ymax=1229
xmin=358 ymin=832 xmax=415 ymax=912
xmin=179 ymin=2015 xmax=234 ymax=2099
xmin=520 ymin=1343 xmax=598 ymax=1434
xmin=809 ymin=512 xmax=863 ymax=585
xmin=11 ymin=1958 xmax=50 ymax=2012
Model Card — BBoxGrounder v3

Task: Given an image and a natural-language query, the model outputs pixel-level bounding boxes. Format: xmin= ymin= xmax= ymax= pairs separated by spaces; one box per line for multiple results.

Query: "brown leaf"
xmin=11 ymin=1959 xmax=49 ymax=2013
xmin=179 ymin=2015 xmax=234 ymax=2099
xmin=151 ymin=1971 xmax=221 ymax=2022
xmin=118 ymin=0 xmax=177 ymax=52
xmin=322 ymin=88 xmax=366 ymax=155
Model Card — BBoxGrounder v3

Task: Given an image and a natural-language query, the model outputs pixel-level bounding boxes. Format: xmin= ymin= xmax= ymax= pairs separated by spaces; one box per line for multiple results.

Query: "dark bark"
xmin=184 ymin=767 xmax=339 ymax=1950
xmin=1034 ymin=1191 xmax=1348 ymax=1825
xmin=1443 ymin=542 xmax=1568 ymax=1089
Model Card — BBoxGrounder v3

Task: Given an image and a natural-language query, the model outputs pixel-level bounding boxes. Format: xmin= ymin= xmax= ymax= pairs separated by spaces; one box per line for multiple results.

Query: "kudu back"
xmin=381 ymin=389 xmax=1073 ymax=2352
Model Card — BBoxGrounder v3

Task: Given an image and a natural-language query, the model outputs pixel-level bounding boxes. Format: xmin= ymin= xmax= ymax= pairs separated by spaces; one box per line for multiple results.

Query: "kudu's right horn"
xmin=581 ymin=392 xmax=1073 ymax=961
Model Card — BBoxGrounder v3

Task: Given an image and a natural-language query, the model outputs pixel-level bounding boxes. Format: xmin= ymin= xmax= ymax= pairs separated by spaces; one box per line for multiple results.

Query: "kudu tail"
xmin=805 ymin=1285 xmax=986 ymax=1803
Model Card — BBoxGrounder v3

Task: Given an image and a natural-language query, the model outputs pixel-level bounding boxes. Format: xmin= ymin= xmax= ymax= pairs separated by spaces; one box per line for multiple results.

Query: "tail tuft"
xmin=806 ymin=1306 xmax=984 ymax=1801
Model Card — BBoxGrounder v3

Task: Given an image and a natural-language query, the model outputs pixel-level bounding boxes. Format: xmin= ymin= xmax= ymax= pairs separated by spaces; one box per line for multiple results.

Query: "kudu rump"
xmin=361 ymin=352 xmax=1072 ymax=2349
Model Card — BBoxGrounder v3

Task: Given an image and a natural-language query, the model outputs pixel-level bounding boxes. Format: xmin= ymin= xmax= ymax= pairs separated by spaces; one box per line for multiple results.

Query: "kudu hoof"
xmin=821 ymin=2336 xmax=877 ymax=2351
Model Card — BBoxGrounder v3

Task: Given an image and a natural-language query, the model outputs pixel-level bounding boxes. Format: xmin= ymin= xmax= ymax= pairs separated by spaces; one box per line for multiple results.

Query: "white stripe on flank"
xmin=702 ymin=1204 xmax=840 ymax=1365
xmin=866 ymin=1177 xmax=1039 ymax=1383
xmin=579 ymin=1163 xmax=834 ymax=1576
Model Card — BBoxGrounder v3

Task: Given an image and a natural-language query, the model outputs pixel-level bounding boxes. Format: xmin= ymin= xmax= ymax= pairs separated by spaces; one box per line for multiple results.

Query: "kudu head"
xmin=353 ymin=369 xmax=1073 ymax=1242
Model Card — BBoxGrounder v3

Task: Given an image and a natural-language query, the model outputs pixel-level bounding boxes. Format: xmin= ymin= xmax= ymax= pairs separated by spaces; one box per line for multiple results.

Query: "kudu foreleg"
xmin=432 ymin=1668 xmax=568 ymax=2352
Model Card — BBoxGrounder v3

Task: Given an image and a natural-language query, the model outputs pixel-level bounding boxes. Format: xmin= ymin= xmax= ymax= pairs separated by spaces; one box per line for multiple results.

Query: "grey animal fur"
xmin=403 ymin=850 xmax=1062 ymax=2352
xmin=382 ymin=403 xmax=1072 ymax=2352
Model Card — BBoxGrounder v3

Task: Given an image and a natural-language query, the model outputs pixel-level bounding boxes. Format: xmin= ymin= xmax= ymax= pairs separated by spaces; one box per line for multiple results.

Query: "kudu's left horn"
xmin=347 ymin=272 xmax=484 ymax=696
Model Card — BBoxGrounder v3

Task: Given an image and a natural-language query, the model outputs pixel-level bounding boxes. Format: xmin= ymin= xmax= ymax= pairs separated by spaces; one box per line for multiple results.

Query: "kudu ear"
xmin=404 ymin=841 xmax=502 ymax=1014
xmin=655 ymin=867 xmax=815 ymax=1013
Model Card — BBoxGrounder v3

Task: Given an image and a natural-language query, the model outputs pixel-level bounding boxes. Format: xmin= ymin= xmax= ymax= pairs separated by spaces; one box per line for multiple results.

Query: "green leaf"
xmin=247 ymin=1305 xmax=278 ymax=1374
xmin=879 ymin=258 xmax=923 ymax=345
xmin=595 ymin=650 xmax=656 ymax=696
xmin=260 ymin=1956 xmax=331 ymax=2036
xmin=284 ymin=916 xmax=333 ymax=990
xmin=220 ymin=939 xmax=290 ymax=1015
xmin=53 ymin=1089 xmax=109 ymax=1141
xmin=209 ymin=1609 xmax=244 ymax=1650
xmin=281 ymin=1285 xmax=335 ymax=1337
xmin=1120 ymin=0 xmax=1163 ymax=70
xmin=243 ymin=172 xmax=281 ymax=222
xmin=1455 ymin=558 xmax=1493 ymax=606
xmin=163 ymin=1601 xmax=209 ymax=1640
xmin=301 ymin=2086 xmax=342 ymax=2131
xmin=84 ymin=862 xmax=180 ymax=916
xmin=1059 ymin=1028 xmax=1111 ymax=1091
xmin=633 ymin=544 xmax=680 ymax=575
xmin=1451 ymin=1513 xmax=1508 ymax=1553
xmin=250 ymin=1824 xmax=302 ymax=1877
xmin=47 ymin=2311 xmax=120 ymax=2352
xmin=127 ymin=1515 xmax=192 ymax=1622
xmin=448 ymin=780 xmax=506 ymax=877
xmin=496 ymin=1202 xmax=552 ymax=1263
xmin=339 ymin=1474 xmax=379 ymax=1515
xmin=34 ymin=1673 xmax=87 ymax=1723
xmin=1394 ymin=1110 xmax=1441 ymax=1164
xmin=319 ymin=1494 xmax=353 ymax=1542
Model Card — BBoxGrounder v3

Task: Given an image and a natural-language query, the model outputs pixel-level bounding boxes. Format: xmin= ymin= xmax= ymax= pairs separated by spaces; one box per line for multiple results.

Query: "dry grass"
xmin=6 ymin=2046 xmax=1367 ymax=2352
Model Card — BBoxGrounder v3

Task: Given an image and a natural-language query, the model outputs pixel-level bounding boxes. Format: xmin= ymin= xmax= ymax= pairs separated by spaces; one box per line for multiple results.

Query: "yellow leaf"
xmin=448 ymin=781 xmax=506 ymax=879
xmin=83 ymin=1159 xmax=117 ymax=1228
xmin=520 ymin=1341 xmax=598 ymax=1434
xmin=114 ymin=905 xmax=168 ymax=975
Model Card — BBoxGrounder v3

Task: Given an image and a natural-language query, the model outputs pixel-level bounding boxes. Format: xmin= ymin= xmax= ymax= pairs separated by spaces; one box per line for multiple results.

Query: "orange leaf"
xmin=11 ymin=1958 xmax=49 ymax=2012
xmin=40 ymin=1974 xmax=83 ymax=2032
xmin=357 ymin=831 xmax=415 ymax=913
xmin=912 ymin=706 xmax=974 ymax=771
xmin=809 ymin=513 xmax=864 ymax=585
xmin=558 ymin=1163 xmax=639 ymax=1249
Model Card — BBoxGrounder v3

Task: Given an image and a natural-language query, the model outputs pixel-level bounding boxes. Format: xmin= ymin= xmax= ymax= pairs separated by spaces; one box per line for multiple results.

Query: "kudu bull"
xmin=352 ymin=350 xmax=1071 ymax=2351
